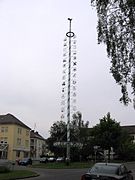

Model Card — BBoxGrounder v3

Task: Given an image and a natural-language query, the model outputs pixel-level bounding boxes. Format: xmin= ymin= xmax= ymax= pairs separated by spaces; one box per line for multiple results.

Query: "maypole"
xmin=61 ymin=18 xmax=77 ymax=163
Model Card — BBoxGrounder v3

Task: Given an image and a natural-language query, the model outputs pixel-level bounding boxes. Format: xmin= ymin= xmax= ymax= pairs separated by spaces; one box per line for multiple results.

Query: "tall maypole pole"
xmin=61 ymin=18 xmax=77 ymax=163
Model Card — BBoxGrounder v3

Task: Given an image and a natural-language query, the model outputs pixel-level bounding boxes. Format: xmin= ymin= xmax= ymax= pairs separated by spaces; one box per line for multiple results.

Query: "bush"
xmin=0 ymin=165 xmax=10 ymax=173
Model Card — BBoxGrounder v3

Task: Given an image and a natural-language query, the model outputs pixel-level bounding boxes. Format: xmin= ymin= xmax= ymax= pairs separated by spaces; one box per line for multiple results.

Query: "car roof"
xmin=89 ymin=162 xmax=123 ymax=177
xmin=95 ymin=163 xmax=122 ymax=167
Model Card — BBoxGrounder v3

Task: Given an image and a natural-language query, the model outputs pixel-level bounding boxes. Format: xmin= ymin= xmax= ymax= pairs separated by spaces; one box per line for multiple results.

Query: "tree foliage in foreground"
xmin=91 ymin=112 xmax=135 ymax=160
xmin=91 ymin=0 xmax=135 ymax=107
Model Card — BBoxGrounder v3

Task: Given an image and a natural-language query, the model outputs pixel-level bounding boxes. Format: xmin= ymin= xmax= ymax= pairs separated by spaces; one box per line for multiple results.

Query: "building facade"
xmin=121 ymin=125 xmax=135 ymax=143
xmin=0 ymin=114 xmax=31 ymax=161
xmin=30 ymin=130 xmax=47 ymax=160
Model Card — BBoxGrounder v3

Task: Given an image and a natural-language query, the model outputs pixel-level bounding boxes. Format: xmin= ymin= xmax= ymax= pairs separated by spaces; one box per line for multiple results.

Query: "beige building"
xmin=0 ymin=113 xmax=31 ymax=161
xmin=30 ymin=130 xmax=47 ymax=160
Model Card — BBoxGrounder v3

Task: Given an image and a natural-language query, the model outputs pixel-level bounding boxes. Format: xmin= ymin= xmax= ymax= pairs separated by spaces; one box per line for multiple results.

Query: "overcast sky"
xmin=0 ymin=0 xmax=134 ymax=138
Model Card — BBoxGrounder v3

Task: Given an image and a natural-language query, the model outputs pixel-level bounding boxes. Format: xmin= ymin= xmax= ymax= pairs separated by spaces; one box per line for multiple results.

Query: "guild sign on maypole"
xmin=61 ymin=18 xmax=77 ymax=162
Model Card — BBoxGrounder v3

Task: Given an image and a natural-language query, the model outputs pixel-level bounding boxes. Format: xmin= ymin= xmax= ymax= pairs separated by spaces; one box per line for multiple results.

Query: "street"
xmin=18 ymin=162 xmax=135 ymax=180
xmin=19 ymin=167 xmax=87 ymax=180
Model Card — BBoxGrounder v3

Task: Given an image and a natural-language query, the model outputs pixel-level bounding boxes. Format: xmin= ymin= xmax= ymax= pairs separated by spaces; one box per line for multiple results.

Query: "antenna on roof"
xmin=34 ymin=123 xmax=36 ymax=131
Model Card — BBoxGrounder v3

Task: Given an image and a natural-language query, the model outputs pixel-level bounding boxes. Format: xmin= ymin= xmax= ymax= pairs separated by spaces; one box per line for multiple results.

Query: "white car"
xmin=48 ymin=157 xmax=56 ymax=162
xmin=56 ymin=157 xmax=64 ymax=162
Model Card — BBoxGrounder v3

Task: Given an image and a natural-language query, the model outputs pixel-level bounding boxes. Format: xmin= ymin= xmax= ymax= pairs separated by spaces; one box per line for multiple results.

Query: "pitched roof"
xmin=121 ymin=125 xmax=135 ymax=134
xmin=30 ymin=130 xmax=45 ymax=141
xmin=0 ymin=113 xmax=31 ymax=130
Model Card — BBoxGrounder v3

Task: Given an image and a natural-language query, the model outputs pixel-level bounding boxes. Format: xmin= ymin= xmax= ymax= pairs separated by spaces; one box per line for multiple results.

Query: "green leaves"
xmin=91 ymin=112 xmax=135 ymax=160
xmin=91 ymin=0 xmax=135 ymax=107
xmin=91 ymin=112 xmax=121 ymax=150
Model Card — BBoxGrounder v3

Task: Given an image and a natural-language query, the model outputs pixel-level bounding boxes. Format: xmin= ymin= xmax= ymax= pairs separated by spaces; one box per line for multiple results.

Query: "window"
xmin=0 ymin=137 xmax=8 ymax=143
xmin=16 ymin=151 xmax=20 ymax=157
xmin=18 ymin=128 xmax=22 ymax=134
xmin=24 ymin=152 xmax=29 ymax=158
xmin=90 ymin=164 xmax=118 ymax=175
xmin=1 ymin=127 xmax=4 ymax=133
xmin=17 ymin=138 xmax=21 ymax=145
xmin=30 ymin=139 xmax=34 ymax=146
xmin=26 ymin=130 xmax=29 ymax=136
xmin=5 ymin=127 xmax=8 ymax=132
xmin=25 ymin=140 xmax=29 ymax=147
xmin=1 ymin=127 xmax=8 ymax=133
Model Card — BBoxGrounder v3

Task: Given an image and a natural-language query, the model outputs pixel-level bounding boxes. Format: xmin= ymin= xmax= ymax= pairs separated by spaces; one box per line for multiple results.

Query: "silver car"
xmin=81 ymin=162 xmax=133 ymax=180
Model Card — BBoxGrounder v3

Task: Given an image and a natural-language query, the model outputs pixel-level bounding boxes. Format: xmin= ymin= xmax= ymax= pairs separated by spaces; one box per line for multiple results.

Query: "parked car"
xmin=18 ymin=158 xmax=32 ymax=166
xmin=40 ymin=157 xmax=48 ymax=163
xmin=81 ymin=162 xmax=133 ymax=180
xmin=48 ymin=157 xmax=56 ymax=162
xmin=56 ymin=157 xmax=65 ymax=162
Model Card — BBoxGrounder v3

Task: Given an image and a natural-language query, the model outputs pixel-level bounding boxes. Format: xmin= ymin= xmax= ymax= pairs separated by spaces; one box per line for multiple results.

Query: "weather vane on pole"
xmin=61 ymin=18 xmax=77 ymax=164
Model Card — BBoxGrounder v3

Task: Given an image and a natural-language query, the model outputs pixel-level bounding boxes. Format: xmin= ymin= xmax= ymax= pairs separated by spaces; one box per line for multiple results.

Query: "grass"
xmin=32 ymin=161 xmax=94 ymax=169
xmin=31 ymin=160 xmax=126 ymax=169
xmin=0 ymin=170 xmax=39 ymax=180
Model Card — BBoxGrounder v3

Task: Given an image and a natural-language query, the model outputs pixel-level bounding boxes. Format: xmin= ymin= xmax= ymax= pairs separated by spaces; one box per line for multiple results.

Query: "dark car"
xmin=40 ymin=157 xmax=48 ymax=163
xmin=81 ymin=163 xmax=133 ymax=180
xmin=18 ymin=158 xmax=32 ymax=166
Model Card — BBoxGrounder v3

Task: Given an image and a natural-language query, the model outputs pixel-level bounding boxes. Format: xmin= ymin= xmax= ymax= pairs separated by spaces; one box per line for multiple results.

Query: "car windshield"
xmin=90 ymin=164 xmax=118 ymax=175
xmin=22 ymin=158 xmax=29 ymax=161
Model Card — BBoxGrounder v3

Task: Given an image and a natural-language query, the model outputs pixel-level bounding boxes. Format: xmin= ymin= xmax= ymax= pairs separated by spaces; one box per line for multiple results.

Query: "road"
xmin=17 ymin=162 xmax=135 ymax=180
xmin=126 ymin=162 xmax=135 ymax=178
xmin=19 ymin=167 xmax=87 ymax=180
